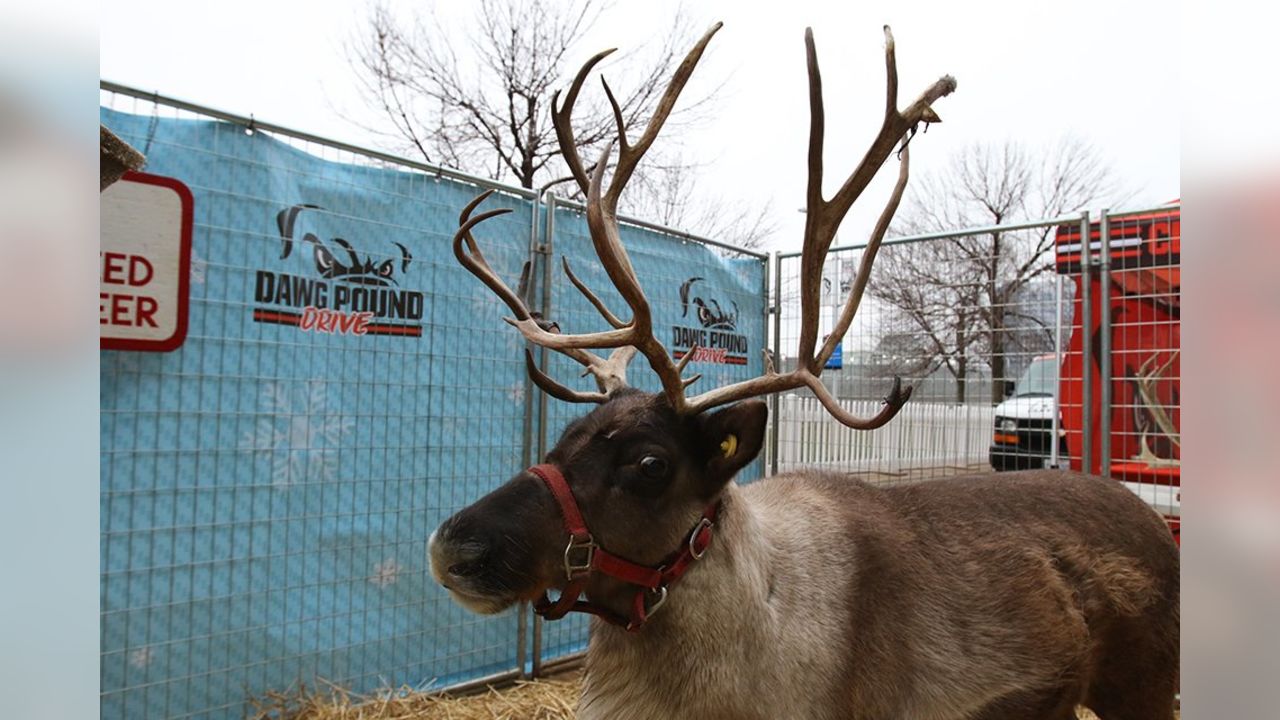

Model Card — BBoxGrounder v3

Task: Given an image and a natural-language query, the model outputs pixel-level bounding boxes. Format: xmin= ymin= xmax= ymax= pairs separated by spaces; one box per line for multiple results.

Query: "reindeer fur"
xmin=577 ymin=470 xmax=1178 ymax=720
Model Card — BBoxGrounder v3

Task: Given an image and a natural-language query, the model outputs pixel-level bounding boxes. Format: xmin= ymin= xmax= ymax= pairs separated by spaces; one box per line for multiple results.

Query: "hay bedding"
xmin=249 ymin=674 xmax=581 ymax=720
xmin=251 ymin=673 xmax=1170 ymax=719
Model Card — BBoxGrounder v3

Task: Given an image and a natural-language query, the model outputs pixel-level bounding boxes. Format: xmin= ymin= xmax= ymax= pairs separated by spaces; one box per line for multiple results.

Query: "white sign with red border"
xmin=100 ymin=171 xmax=193 ymax=352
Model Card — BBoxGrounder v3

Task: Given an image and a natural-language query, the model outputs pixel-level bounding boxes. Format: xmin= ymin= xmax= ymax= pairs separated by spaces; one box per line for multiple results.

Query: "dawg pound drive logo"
xmin=252 ymin=205 xmax=425 ymax=337
xmin=670 ymin=277 xmax=749 ymax=365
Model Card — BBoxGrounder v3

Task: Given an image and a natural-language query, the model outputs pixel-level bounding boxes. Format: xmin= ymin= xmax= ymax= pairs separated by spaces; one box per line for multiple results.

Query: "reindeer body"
xmin=578 ymin=470 xmax=1178 ymax=720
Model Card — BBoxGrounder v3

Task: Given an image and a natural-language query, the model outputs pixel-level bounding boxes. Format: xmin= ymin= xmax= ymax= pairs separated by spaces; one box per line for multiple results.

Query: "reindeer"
xmin=429 ymin=24 xmax=1179 ymax=720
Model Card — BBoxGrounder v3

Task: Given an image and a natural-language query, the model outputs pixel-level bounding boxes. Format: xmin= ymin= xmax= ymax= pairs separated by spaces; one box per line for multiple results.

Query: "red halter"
xmin=527 ymin=463 xmax=719 ymax=632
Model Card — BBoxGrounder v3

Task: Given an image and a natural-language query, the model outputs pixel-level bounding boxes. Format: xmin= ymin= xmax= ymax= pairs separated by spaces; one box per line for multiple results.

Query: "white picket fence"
xmin=772 ymin=395 xmax=996 ymax=478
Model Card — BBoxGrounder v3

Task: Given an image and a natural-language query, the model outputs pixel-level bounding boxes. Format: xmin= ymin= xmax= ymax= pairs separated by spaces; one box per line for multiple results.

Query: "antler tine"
xmin=456 ymin=189 xmax=633 ymax=396
xmin=603 ymin=22 xmax=723 ymax=211
xmin=883 ymin=25 xmax=898 ymax=119
xmin=524 ymin=349 xmax=609 ymax=404
xmin=684 ymin=360 xmax=913 ymax=428
xmin=561 ymin=256 xmax=628 ymax=329
xmin=476 ymin=157 xmax=643 ymax=353
xmin=585 ymin=140 xmax=648 ymax=321
xmin=798 ymin=27 xmax=956 ymax=371
xmin=598 ymin=346 xmax=638 ymax=391
xmin=585 ymin=140 xmax=691 ymax=412
xmin=815 ymin=144 xmax=910 ymax=368
xmin=685 ymin=373 xmax=802 ymax=415
xmin=552 ymin=48 xmax=618 ymax=197
xmin=683 ymin=26 xmax=954 ymax=430
xmin=540 ymin=24 xmax=723 ymax=413
xmin=1135 ymin=351 xmax=1180 ymax=447
xmin=453 ymin=190 xmax=529 ymax=321
xmin=827 ymin=27 xmax=955 ymax=221
xmin=674 ymin=345 xmax=698 ymax=375
xmin=796 ymin=26 xmax=831 ymax=369
xmin=808 ymin=375 xmax=913 ymax=430
xmin=601 ymin=77 xmax=629 ymax=152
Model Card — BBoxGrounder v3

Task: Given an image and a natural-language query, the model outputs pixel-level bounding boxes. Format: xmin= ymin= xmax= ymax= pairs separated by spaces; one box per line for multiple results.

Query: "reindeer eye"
xmin=639 ymin=456 xmax=668 ymax=479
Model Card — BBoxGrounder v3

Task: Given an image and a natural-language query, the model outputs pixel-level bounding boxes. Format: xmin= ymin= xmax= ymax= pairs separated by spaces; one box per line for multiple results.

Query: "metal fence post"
xmin=1051 ymin=273 xmax=1063 ymax=470
xmin=513 ymin=192 xmax=545 ymax=679
xmin=1079 ymin=211 xmax=1093 ymax=474
xmin=529 ymin=192 xmax=558 ymax=677
xmin=1098 ymin=209 xmax=1113 ymax=478
xmin=769 ymin=252 xmax=783 ymax=476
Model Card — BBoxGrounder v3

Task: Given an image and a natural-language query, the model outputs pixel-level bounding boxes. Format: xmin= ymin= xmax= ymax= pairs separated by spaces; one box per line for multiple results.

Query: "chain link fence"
xmin=768 ymin=206 xmax=1181 ymax=540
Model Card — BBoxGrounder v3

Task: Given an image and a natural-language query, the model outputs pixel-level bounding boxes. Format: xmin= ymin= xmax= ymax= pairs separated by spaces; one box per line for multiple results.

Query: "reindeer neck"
xmin=580 ymin=482 xmax=771 ymax=630
xmin=579 ymin=483 xmax=782 ymax=719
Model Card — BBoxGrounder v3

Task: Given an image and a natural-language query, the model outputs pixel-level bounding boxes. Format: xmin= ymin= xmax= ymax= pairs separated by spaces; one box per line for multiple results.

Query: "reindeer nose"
xmin=428 ymin=527 xmax=491 ymax=586
xmin=447 ymin=553 xmax=488 ymax=579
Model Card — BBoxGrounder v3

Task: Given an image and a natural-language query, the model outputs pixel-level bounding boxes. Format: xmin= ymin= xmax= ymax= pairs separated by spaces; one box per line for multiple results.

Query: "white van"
xmin=989 ymin=355 xmax=1065 ymax=471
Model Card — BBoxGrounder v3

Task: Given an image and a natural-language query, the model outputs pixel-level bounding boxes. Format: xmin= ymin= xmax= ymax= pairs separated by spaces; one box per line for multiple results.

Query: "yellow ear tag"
xmin=720 ymin=434 xmax=738 ymax=458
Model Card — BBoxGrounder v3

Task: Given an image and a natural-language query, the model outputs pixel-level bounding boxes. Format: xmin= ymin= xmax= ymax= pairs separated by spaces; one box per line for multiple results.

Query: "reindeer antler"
xmin=453 ymin=191 xmax=636 ymax=401
xmin=454 ymin=24 xmax=956 ymax=429
xmin=1134 ymin=351 xmax=1181 ymax=450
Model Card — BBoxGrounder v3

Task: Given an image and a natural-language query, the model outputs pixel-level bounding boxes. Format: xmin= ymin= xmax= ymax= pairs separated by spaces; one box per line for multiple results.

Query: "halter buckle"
xmin=625 ymin=585 xmax=670 ymax=631
xmin=563 ymin=535 xmax=596 ymax=579
xmin=646 ymin=585 xmax=669 ymax=616
xmin=688 ymin=517 xmax=714 ymax=560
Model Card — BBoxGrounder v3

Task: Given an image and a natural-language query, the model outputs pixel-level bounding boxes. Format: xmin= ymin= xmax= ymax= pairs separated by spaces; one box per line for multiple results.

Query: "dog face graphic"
xmin=679 ymin=277 xmax=738 ymax=330
xmin=276 ymin=204 xmax=412 ymax=287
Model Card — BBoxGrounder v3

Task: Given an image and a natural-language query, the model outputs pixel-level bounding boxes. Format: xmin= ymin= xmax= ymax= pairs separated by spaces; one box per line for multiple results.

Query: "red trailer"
xmin=1055 ymin=205 xmax=1180 ymax=542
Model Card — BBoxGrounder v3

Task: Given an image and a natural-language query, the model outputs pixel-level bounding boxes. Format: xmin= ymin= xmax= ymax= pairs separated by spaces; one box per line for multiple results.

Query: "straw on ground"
xmin=250 ymin=674 xmax=580 ymax=720
xmin=251 ymin=672 xmax=1174 ymax=719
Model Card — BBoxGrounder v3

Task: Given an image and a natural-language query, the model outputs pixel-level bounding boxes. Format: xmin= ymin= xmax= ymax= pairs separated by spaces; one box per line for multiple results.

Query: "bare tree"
xmin=636 ymin=155 xmax=776 ymax=251
xmin=870 ymin=239 xmax=986 ymax=402
xmin=869 ymin=137 xmax=1130 ymax=403
xmin=349 ymin=0 xmax=719 ymax=199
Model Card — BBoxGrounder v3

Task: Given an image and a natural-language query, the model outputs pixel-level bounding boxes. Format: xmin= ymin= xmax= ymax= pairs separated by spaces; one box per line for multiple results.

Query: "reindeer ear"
xmin=697 ymin=400 xmax=768 ymax=487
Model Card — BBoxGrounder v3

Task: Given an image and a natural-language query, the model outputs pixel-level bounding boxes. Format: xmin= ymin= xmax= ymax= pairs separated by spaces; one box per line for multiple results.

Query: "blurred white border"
xmin=0 ymin=2 xmax=99 ymax=718
xmin=1183 ymin=1 xmax=1280 ymax=717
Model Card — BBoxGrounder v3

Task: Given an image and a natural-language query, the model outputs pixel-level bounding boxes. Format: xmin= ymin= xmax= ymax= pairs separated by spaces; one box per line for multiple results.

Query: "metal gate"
xmin=768 ymin=205 xmax=1182 ymax=535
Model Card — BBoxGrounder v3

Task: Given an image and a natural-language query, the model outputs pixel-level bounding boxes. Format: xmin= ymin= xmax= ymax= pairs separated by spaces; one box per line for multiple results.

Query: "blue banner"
xmin=99 ymin=107 xmax=765 ymax=719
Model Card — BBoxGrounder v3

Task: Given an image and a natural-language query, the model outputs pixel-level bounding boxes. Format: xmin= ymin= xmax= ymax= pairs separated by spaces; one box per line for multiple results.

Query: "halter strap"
xmin=527 ymin=463 xmax=719 ymax=632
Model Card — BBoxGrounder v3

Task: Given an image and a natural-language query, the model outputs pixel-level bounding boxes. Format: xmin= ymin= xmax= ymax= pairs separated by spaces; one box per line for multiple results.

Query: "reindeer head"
xmin=429 ymin=389 xmax=766 ymax=618
xmin=429 ymin=23 xmax=954 ymax=628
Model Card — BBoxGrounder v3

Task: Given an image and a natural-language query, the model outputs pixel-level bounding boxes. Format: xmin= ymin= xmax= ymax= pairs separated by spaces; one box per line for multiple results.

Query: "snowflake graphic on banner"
xmin=128 ymin=646 xmax=152 ymax=669
xmin=506 ymin=380 xmax=525 ymax=405
xmin=369 ymin=558 xmax=402 ymax=588
xmin=189 ymin=249 xmax=207 ymax=285
xmin=241 ymin=380 xmax=354 ymax=487
xmin=469 ymin=292 xmax=501 ymax=320
xmin=503 ymin=332 xmax=524 ymax=354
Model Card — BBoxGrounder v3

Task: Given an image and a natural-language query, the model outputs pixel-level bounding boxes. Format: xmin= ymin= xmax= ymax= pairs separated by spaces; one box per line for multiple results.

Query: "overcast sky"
xmin=100 ymin=0 xmax=1179 ymax=253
